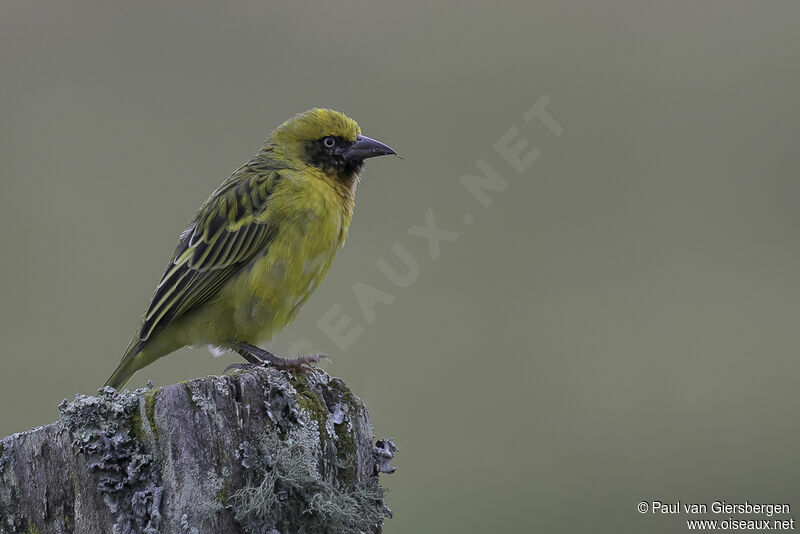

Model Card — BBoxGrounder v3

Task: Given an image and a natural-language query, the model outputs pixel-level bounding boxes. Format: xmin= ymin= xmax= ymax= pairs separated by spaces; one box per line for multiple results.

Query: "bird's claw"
xmin=270 ymin=353 xmax=327 ymax=372
xmin=228 ymin=342 xmax=331 ymax=374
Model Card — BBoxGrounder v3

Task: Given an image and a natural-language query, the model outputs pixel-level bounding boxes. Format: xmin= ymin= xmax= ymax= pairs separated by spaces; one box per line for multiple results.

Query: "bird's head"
xmin=266 ymin=108 xmax=396 ymax=182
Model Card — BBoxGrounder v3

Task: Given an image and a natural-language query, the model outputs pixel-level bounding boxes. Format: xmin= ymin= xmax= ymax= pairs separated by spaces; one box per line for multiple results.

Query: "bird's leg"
xmin=224 ymin=341 xmax=327 ymax=374
xmin=236 ymin=349 xmax=264 ymax=366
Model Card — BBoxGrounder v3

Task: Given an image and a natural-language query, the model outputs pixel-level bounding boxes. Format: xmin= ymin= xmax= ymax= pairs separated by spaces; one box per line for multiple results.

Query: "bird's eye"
xmin=322 ymin=137 xmax=336 ymax=148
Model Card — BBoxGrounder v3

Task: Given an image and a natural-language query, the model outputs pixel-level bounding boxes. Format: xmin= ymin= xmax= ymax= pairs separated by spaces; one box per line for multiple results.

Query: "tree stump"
xmin=0 ymin=367 xmax=397 ymax=533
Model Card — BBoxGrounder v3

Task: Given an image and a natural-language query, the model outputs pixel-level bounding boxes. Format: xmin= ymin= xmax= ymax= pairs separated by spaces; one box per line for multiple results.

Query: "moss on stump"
xmin=0 ymin=367 xmax=396 ymax=534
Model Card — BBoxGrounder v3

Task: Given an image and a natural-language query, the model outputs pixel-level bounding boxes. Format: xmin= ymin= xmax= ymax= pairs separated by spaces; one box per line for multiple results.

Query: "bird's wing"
xmin=132 ymin=166 xmax=282 ymax=351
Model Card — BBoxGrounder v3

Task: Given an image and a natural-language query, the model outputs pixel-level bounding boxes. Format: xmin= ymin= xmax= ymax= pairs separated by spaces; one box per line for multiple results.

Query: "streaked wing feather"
xmin=135 ymin=168 xmax=281 ymax=346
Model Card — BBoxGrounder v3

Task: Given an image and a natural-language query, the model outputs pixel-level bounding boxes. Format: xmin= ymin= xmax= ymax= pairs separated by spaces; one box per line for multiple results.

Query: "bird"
xmin=105 ymin=108 xmax=397 ymax=389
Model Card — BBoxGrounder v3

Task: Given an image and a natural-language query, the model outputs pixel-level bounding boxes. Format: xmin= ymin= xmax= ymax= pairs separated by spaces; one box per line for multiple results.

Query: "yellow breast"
xmin=210 ymin=167 xmax=353 ymax=343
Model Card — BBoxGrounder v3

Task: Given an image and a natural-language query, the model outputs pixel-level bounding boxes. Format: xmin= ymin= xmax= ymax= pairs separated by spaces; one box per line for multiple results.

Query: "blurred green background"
xmin=2 ymin=1 xmax=799 ymax=532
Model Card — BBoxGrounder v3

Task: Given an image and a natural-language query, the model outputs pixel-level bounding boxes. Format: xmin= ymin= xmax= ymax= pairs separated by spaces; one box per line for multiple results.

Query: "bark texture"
xmin=0 ymin=367 xmax=397 ymax=534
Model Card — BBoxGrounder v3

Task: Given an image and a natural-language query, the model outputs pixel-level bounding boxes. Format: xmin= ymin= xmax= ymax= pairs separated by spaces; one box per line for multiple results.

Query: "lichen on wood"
xmin=0 ymin=367 xmax=395 ymax=534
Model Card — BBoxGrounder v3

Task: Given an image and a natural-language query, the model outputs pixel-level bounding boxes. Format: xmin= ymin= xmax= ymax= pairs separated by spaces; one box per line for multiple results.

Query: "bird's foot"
xmin=232 ymin=341 xmax=329 ymax=372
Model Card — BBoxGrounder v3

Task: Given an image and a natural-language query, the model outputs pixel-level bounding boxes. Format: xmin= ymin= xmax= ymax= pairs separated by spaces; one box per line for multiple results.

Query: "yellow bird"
xmin=105 ymin=109 xmax=396 ymax=389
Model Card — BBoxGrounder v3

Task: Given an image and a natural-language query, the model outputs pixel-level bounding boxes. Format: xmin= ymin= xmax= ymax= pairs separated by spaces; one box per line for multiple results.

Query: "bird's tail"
xmin=105 ymin=361 xmax=134 ymax=390
xmin=105 ymin=342 xmax=147 ymax=390
xmin=106 ymin=331 xmax=184 ymax=389
xmin=106 ymin=334 xmax=177 ymax=389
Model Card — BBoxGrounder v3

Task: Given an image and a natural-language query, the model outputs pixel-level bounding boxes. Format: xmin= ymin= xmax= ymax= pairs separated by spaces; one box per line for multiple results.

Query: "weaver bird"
xmin=105 ymin=109 xmax=396 ymax=389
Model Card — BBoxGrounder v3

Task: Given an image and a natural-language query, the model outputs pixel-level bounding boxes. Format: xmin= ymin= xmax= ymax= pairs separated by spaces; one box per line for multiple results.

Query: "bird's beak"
xmin=345 ymin=134 xmax=397 ymax=161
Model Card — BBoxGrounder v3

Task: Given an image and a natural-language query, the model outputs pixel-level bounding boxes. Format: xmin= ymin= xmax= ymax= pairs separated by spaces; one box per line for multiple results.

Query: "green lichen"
xmin=297 ymin=391 xmax=328 ymax=432
xmin=27 ymin=520 xmax=40 ymax=534
xmin=340 ymin=389 xmax=362 ymax=419
xmin=291 ymin=373 xmax=332 ymax=440
xmin=62 ymin=507 xmax=72 ymax=531
xmin=216 ymin=480 xmax=229 ymax=505
xmin=130 ymin=412 xmax=145 ymax=443
xmin=334 ymin=421 xmax=357 ymax=487
xmin=144 ymin=389 xmax=159 ymax=442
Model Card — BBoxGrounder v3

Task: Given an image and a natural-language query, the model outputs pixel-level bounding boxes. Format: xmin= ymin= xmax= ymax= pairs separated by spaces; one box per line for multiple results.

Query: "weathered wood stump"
xmin=0 ymin=367 xmax=397 ymax=533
